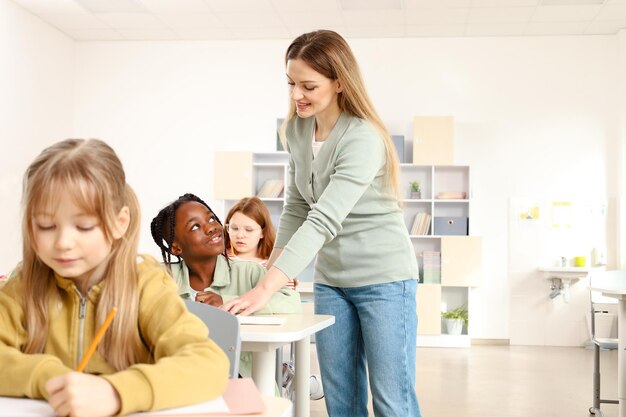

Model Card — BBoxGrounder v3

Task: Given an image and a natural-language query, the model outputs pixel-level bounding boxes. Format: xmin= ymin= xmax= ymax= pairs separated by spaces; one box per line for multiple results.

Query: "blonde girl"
xmin=0 ymin=139 xmax=228 ymax=417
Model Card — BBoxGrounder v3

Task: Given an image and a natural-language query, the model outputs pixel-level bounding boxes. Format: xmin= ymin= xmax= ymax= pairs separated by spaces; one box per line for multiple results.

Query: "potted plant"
xmin=441 ymin=305 xmax=468 ymax=335
xmin=409 ymin=180 xmax=421 ymax=199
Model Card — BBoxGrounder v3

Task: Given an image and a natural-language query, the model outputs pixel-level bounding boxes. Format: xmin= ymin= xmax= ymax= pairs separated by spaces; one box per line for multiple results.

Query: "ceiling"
xmin=10 ymin=0 xmax=626 ymax=41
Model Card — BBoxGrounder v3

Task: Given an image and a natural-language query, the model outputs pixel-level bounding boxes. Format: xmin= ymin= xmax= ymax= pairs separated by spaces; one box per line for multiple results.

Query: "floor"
xmin=305 ymin=344 xmax=618 ymax=417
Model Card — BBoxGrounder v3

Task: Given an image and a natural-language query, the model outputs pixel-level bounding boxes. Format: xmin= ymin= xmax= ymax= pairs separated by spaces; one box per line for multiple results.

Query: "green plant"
xmin=441 ymin=305 xmax=468 ymax=327
xmin=409 ymin=180 xmax=421 ymax=193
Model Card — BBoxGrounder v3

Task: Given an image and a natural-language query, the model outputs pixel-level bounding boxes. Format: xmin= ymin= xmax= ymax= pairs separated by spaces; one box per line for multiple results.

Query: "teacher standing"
xmin=222 ymin=30 xmax=420 ymax=417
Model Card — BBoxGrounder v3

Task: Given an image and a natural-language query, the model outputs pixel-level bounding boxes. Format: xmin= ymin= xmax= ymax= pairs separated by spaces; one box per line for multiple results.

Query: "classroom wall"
xmin=0 ymin=0 xmax=74 ymax=274
xmin=71 ymin=36 xmax=621 ymax=344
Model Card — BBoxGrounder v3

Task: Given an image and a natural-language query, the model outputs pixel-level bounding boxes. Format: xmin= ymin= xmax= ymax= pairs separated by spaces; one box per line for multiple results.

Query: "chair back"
xmin=590 ymin=270 xmax=625 ymax=304
xmin=588 ymin=270 xmax=623 ymax=342
xmin=184 ymin=300 xmax=241 ymax=378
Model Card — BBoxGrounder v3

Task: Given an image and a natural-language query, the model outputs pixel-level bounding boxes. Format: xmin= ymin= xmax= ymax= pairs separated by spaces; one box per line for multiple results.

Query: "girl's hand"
xmin=221 ymin=286 xmax=273 ymax=316
xmin=196 ymin=291 xmax=224 ymax=307
xmin=46 ymin=372 xmax=120 ymax=417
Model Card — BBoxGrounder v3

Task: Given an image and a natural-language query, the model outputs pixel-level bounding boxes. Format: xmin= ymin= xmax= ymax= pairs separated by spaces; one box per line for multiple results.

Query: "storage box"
xmin=433 ymin=217 xmax=468 ymax=236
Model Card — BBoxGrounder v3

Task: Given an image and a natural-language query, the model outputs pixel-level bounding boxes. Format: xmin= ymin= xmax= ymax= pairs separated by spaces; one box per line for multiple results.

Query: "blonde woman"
xmin=0 ymin=139 xmax=229 ymax=416
xmin=223 ymin=30 xmax=420 ymax=417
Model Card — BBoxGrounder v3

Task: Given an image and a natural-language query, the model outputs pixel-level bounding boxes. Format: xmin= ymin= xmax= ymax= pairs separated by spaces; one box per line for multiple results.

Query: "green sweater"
xmin=168 ymin=255 xmax=301 ymax=314
xmin=274 ymin=113 xmax=419 ymax=288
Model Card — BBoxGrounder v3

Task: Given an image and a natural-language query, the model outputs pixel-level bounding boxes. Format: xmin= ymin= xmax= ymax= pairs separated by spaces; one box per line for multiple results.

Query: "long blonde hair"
xmin=282 ymin=30 xmax=401 ymax=201
xmin=20 ymin=139 xmax=144 ymax=370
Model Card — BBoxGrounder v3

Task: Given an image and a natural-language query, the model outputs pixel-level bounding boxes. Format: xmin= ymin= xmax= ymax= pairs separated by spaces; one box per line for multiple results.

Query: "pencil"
xmin=76 ymin=307 xmax=117 ymax=372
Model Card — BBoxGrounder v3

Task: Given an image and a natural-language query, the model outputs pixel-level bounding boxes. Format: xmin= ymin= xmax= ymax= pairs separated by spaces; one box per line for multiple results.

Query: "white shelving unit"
xmin=401 ymin=163 xmax=481 ymax=348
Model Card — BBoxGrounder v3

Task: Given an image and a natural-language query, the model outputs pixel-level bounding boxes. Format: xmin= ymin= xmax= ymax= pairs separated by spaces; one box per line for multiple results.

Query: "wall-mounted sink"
xmin=537 ymin=267 xmax=597 ymax=303
xmin=538 ymin=267 xmax=592 ymax=280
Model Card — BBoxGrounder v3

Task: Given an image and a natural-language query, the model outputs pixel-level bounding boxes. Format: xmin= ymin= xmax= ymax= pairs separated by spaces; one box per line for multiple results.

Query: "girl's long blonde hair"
xmin=282 ymin=29 xmax=402 ymax=201
xmin=20 ymin=139 xmax=144 ymax=371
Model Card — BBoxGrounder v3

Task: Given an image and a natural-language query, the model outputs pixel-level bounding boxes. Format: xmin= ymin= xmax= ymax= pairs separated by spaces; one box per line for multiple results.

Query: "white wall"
xmin=0 ymin=0 xmax=74 ymax=274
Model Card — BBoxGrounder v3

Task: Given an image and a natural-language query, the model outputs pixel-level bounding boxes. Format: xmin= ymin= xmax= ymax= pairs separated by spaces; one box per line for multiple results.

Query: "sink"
xmin=538 ymin=267 xmax=592 ymax=280
xmin=537 ymin=267 xmax=595 ymax=303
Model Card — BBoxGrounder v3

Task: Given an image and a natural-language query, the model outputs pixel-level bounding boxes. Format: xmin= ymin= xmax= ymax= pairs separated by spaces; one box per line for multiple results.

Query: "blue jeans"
xmin=314 ymin=280 xmax=420 ymax=417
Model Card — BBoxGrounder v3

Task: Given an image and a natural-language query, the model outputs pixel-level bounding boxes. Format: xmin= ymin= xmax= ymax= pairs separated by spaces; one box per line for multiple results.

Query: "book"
xmin=436 ymin=191 xmax=466 ymax=199
xmin=410 ymin=212 xmax=431 ymax=236
xmin=422 ymin=251 xmax=441 ymax=284
xmin=256 ymin=179 xmax=284 ymax=198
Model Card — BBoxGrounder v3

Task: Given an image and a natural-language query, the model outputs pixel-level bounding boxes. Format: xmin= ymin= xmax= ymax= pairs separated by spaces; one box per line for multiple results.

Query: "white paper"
xmin=0 ymin=396 xmax=229 ymax=416
xmin=0 ymin=397 xmax=55 ymax=417
xmin=237 ymin=315 xmax=286 ymax=325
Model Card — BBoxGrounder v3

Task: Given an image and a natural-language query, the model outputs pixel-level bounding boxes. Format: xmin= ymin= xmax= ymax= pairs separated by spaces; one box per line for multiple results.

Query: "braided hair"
xmin=150 ymin=193 xmax=230 ymax=269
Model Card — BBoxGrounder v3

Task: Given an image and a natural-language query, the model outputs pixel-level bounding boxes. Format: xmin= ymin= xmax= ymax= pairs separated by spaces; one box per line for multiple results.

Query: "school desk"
xmin=0 ymin=378 xmax=292 ymax=417
xmin=590 ymin=281 xmax=626 ymax=417
xmin=240 ymin=312 xmax=335 ymax=417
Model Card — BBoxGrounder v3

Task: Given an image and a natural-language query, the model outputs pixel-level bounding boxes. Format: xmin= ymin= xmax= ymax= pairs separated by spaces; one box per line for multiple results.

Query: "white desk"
xmin=240 ymin=313 xmax=334 ymax=417
xmin=590 ymin=283 xmax=626 ymax=417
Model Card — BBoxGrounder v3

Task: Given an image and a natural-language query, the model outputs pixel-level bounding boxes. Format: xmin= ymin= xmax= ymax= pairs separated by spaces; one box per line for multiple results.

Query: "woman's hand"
xmin=196 ymin=291 xmax=224 ymax=307
xmin=220 ymin=285 xmax=274 ymax=316
xmin=221 ymin=266 xmax=290 ymax=315
xmin=46 ymin=372 xmax=121 ymax=417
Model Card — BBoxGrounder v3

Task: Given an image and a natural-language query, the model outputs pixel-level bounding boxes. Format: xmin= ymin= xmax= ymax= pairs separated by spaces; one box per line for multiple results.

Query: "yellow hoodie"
xmin=0 ymin=255 xmax=229 ymax=415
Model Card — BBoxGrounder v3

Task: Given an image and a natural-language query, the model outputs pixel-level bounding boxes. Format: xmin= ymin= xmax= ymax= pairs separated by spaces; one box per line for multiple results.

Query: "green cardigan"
xmin=168 ymin=255 xmax=301 ymax=314
xmin=274 ymin=112 xmax=419 ymax=288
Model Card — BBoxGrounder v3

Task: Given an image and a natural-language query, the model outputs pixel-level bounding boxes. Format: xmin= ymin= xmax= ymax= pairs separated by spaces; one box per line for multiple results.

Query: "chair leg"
xmin=275 ymin=347 xmax=283 ymax=394
xmin=592 ymin=344 xmax=601 ymax=413
xmin=593 ymin=344 xmax=600 ymax=410
xmin=589 ymin=407 xmax=604 ymax=417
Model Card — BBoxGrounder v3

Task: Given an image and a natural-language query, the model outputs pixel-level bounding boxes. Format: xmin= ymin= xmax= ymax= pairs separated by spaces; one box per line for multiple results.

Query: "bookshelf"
xmin=400 ymin=163 xmax=481 ymax=347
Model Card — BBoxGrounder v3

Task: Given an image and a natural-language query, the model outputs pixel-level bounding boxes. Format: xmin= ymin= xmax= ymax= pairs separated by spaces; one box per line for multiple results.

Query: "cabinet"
xmin=401 ymin=163 xmax=482 ymax=347
xmin=412 ymin=116 xmax=454 ymax=165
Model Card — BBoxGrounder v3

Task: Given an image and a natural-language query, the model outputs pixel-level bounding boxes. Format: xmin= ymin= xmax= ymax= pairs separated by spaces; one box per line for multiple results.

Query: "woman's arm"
xmin=265 ymin=247 xmax=283 ymax=270
xmin=221 ymin=265 xmax=291 ymax=315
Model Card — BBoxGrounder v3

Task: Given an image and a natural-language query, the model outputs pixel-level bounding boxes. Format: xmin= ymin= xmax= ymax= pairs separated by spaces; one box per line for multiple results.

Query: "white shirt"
xmin=312 ymin=130 xmax=325 ymax=159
